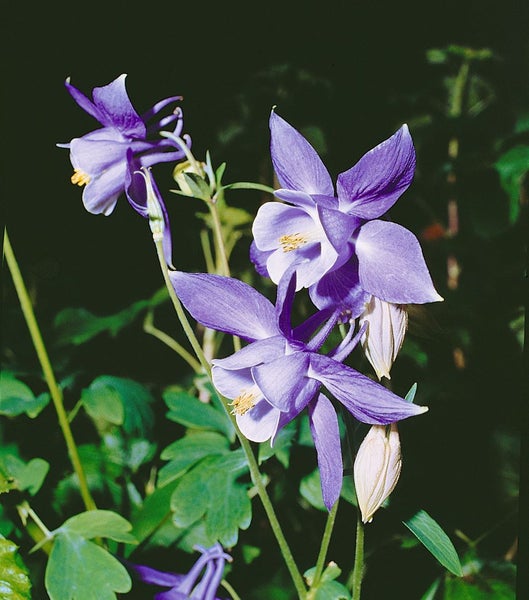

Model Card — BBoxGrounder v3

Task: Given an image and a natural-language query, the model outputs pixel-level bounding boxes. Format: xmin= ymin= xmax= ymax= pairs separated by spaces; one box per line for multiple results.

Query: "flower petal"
xmin=92 ymin=74 xmax=145 ymax=137
xmin=337 ymin=125 xmax=415 ymax=218
xmin=309 ymin=394 xmax=343 ymax=510
xmin=212 ymin=337 xmax=286 ymax=371
xmin=252 ymin=353 xmax=316 ymax=412
xmin=309 ymin=354 xmax=428 ymax=424
xmin=236 ymin=399 xmax=281 ymax=443
xmin=249 ymin=241 xmax=271 ymax=278
xmin=270 ymin=111 xmax=333 ymax=195
xmin=252 ymin=202 xmax=317 ymax=252
xmin=81 ymin=161 xmax=126 ymax=215
xmin=65 ymin=78 xmax=104 ymax=123
xmin=317 ymin=205 xmax=360 ymax=253
xmin=309 ymin=255 xmax=370 ymax=316
xmin=355 ymin=221 xmax=443 ymax=303
xmin=169 ymin=272 xmax=279 ymax=341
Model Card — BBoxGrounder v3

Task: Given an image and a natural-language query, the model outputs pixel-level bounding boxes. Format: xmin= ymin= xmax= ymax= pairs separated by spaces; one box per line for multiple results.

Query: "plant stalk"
xmin=4 ymin=230 xmax=96 ymax=511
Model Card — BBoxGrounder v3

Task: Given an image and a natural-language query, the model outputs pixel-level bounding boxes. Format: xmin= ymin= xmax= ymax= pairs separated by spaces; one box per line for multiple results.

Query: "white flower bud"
xmin=359 ymin=296 xmax=408 ymax=380
xmin=354 ymin=423 xmax=402 ymax=523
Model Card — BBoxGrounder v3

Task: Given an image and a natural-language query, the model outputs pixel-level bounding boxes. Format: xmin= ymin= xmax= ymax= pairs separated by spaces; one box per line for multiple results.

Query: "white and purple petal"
xmin=236 ymin=399 xmax=281 ymax=443
xmin=337 ymin=125 xmax=416 ymax=218
xmin=355 ymin=220 xmax=443 ymax=304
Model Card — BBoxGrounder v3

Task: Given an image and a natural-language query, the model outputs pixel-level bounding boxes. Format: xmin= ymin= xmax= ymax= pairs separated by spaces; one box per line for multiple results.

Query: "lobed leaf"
xmin=163 ymin=389 xmax=234 ymax=440
xmin=45 ymin=531 xmax=131 ymax=600
xmin=60 ymin=510 xmax=136 ymax=544
xmin=0 ymin=537 xmax=32 ymax=599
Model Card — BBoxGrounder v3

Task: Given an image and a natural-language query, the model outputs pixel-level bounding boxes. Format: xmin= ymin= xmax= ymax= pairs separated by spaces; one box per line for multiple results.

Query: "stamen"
xmin=229 ymin=391 xmax=257 ymax=415
xmin=71 ymin=168 xmax=91 ymax=187
xmin=279 ymin=233 xmax=309 ymax=252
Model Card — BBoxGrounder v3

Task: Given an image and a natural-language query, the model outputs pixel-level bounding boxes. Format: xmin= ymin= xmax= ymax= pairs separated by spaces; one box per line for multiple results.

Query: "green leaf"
xmin=0 ymin=537 xmax=32 ymax=599
xmin=82 ymin=378 xmax=124 ymax=426
xmin=0 ymin=455 xmax=49 ymax=496
xmin=494 ymin=144 xmax=529 ymax=223
xmin=130 ymin=479 xmax=180 ymax=548
xmin=304 ymin=563 xmax=351 ymax=599
xmin=46 ymin=531 xmax=131 ymax=600
xmin=170 ymin=450 xmax=251 ymax=547
xmin=52 ymin=289 xmax=168 ymax=348
xmin=163 ymin=389 xmax=233 ymax=440
xmin=158 ymin=431 xmax=230 ymax=487
xmin=300 ymin=468 xmax=326 ymax=511
xmin=405 ymin=382 xmax=418 ymax=403
xmin=420 ymin=577 xmax=441 ymax=600
xmin=444 ymin=575 xmax=515 ymax=599
xmin=403 ymin=510 xmax=463 ymax=576
xmin=0 ymin=372 xmax=49 ymax=418
xmin=83 ymin=376 xmax=154 ymax=436
xmin=60 ymin=510 xmax=136 ymax=544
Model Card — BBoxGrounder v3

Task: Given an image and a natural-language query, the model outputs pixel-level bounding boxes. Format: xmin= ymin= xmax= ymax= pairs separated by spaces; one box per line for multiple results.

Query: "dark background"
xmin=2 ymin=1 xmax=528 ymax=598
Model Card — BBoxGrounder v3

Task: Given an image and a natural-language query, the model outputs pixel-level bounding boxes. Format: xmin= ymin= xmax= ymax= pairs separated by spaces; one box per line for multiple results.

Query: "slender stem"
xmin=310 ymin=500 xmax=339 ymax=590
xmin=208 ymin=200 xmax=231 ymax=277
xmin=351 ymin=511 xmax=365 ymax=600
xmin=143 ymin=310 xmax=202 ymax=373
xmin=154 ymin=240 xmax=209 ymax=371
xmin=220 ymin=579 xmax=242 ymax=600
xmin=4 ymin=230 xmax=96 ymax=511
xmin=154 ymin=238 xmax=306 ymax=598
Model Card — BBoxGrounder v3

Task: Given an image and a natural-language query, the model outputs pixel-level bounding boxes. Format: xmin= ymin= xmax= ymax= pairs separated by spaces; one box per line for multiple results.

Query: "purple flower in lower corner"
xmin=251 ymin=111 xmax=442 ymax=316
xmin=59 ymin=73 xmax=188 ymax=218
xmin=170 ymin=268 xmax=428 ymax=509
xmin=127 ymin=544 xmax=231 ymax=600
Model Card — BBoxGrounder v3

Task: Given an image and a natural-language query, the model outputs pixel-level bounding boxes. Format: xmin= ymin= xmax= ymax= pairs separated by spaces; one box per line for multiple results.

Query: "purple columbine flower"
xmin=251 ymin=111 xmax=442 ymax=317
xmin=170 ymin=267 xmax=427 ymax=509
xmin=127 ymin=544 xmax=231 ymax=600
xmin=59 ymin=74 xmax=189 ymax=262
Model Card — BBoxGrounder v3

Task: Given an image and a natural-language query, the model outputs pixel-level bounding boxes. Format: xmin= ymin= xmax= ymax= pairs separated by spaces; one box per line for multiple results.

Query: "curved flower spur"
xmin=251 ymin=111 xmax=442 ymax=316
xmin=170 ymin=267 xmax=428 ymax=509
xmin=127 ymin=543 xmax=231 ymax=600
xmin=58 ymin=74 xmax=189 ymax=264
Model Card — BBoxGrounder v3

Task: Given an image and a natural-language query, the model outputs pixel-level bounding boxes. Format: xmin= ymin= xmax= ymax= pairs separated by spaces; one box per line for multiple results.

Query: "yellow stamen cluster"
xmin=71 ymin=168 xmax=91 ymax=187
xmin=279 ymin=233 xmax=308 ymax=253
xmin=229 ymin=391 xmax=257 ymax=416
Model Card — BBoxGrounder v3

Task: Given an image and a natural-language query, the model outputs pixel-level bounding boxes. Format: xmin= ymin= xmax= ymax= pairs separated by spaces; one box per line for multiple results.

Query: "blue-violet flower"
xmin=59 ymin=74 xmax=189 ymax=263
xmin=127 ymin=543 xmax=231 ymax=600
xmin=251 ymin=112 xmax=442 ymax=317
xmin=170 ymin=268 xmax=427 ymax=509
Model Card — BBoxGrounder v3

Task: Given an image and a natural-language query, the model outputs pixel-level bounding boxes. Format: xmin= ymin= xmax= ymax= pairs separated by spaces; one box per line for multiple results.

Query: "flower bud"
xmin=173 ymin=159 xmax=208 ymax=198
xmin=354 ymin=423 xmax=402 ymax=523
xmin=359 ymin=296 xmax=408 ymax=380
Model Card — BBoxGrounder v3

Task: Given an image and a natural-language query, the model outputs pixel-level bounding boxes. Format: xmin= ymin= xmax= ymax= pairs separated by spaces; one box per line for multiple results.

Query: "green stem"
xmin=310 ymin=500 xmax=339 ymax=590
xmin=154 ymin=238 xmax=306 ymax=599
xmin=208 ymin=200 xmax=231 ymax=277
xmin=351 ymin=511 xmax=365 ymax=600
xmin=154 ymin=240 xmax=210 ymax=371
xmin=4 ymin=230 xmax=96 ymax=512
xmin=143 ymin=310 xmax=202 ymax=373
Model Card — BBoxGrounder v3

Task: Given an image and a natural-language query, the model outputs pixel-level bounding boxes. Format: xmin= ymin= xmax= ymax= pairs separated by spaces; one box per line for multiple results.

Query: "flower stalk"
xmin=4 ymin=230 xmax=96 ymax=512
xmin=153 ymin=237 xmax=307 ymax=599
xmin=351 ymin=512 xmax=365 ymax=600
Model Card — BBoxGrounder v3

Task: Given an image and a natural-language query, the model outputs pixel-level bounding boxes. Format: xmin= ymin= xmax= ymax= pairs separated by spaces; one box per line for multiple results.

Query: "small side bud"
xmin=354 ymin=423 xmax=402 ymax=523
xmin=359 ymin=296 xmax=408 ymax=380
